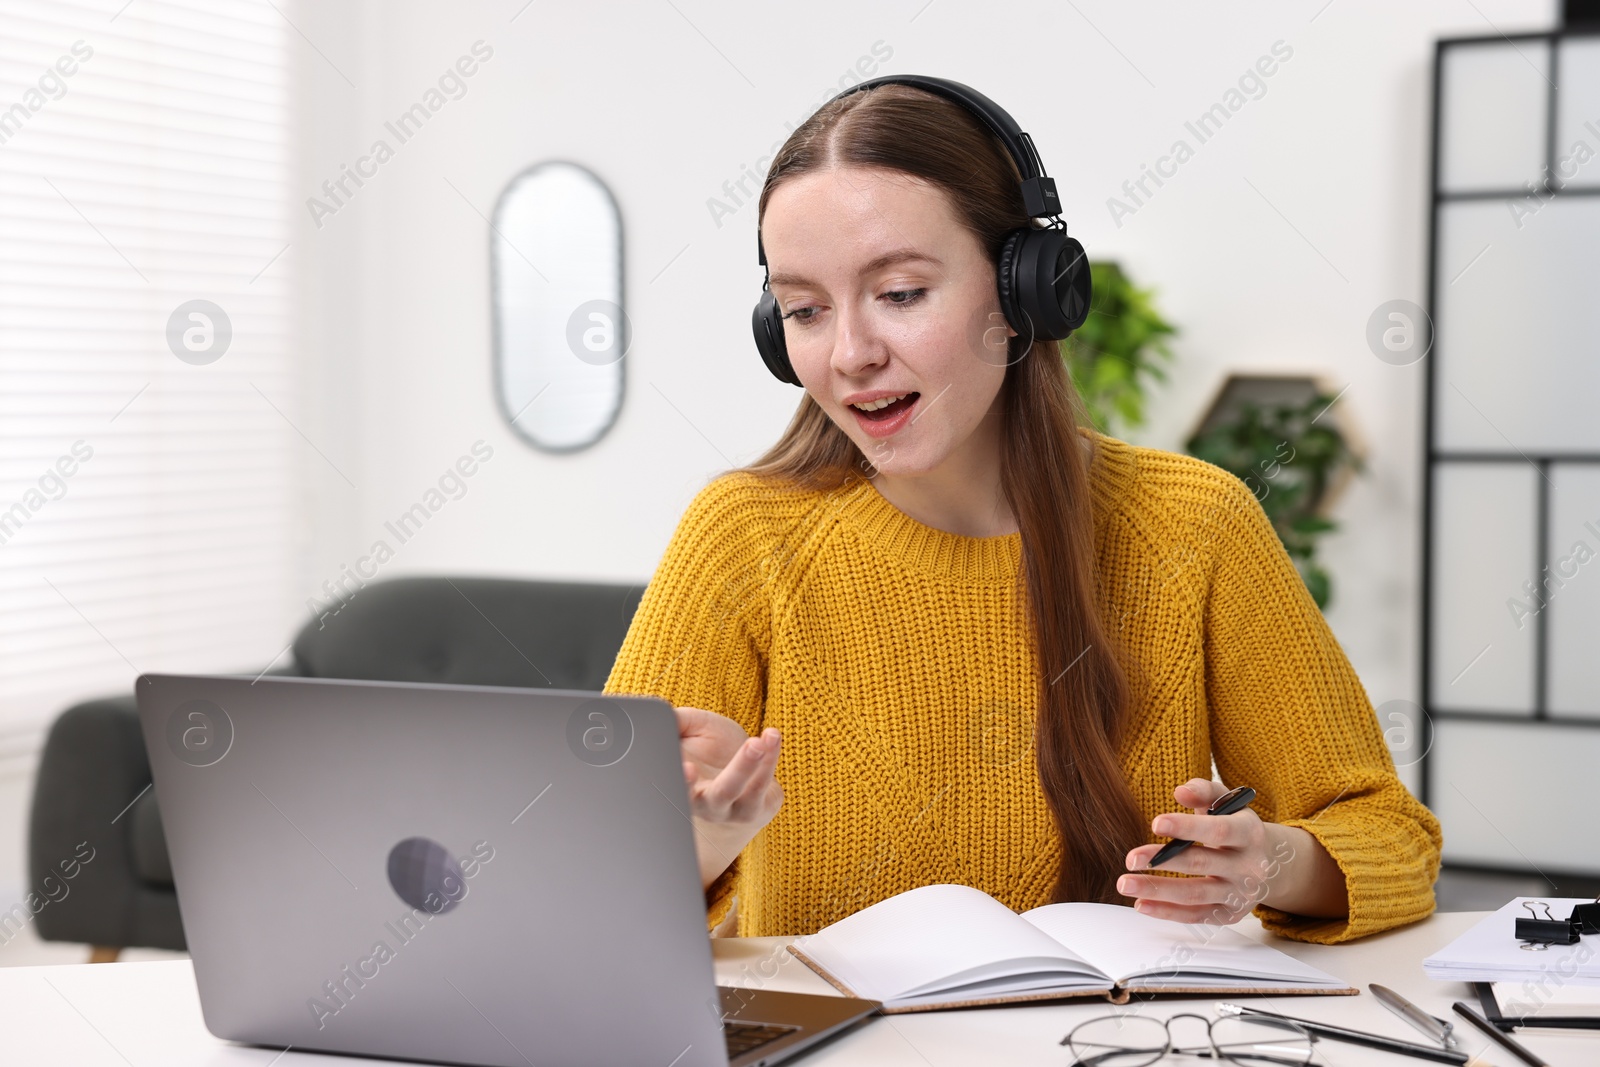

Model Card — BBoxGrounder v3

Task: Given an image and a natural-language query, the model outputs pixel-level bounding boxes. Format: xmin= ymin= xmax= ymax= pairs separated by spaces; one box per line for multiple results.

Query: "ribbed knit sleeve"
xmin=1199 ymin=473 xmax=1442 ymax=943
xmin=600 ymin=473 xmax=774 ymax=932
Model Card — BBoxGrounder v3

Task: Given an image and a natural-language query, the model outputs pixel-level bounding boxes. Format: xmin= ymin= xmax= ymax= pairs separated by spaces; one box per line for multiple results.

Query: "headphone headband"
xmin=757 ymin=75 xmax=1062 ymax=267
xmin=833 ymin=75 xmax=1061 ymax=218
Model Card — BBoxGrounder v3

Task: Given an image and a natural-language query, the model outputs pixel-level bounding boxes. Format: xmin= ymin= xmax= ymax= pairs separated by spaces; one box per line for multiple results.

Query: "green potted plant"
xmin=1062 ymin=261 xmax=1178 ymax=435
xmin=1184 ymin=391 xmax=1365 ymax=610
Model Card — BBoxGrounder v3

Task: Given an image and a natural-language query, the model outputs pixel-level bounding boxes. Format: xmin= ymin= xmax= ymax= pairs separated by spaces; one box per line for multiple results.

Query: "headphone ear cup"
xmin=752 ymin=289 xmax=801 ymax=386
xmin=995 ymin=230 xmax=1025 ymax=342
xmin=1004 ymin=227 xmax=1092 ymax=341
xmin=1056 ymin=234 xmax=1092 ymax=334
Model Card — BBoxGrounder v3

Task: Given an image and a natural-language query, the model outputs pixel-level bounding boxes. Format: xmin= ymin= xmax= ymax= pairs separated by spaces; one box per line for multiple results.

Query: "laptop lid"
xmin=137 ymin=672 xmax=732 ymax=1067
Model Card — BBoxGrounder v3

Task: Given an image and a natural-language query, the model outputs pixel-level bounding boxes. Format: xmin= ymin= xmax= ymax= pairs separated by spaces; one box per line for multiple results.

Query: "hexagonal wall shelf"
xmin=1187 ymin=373 xmax=1367 ymax=517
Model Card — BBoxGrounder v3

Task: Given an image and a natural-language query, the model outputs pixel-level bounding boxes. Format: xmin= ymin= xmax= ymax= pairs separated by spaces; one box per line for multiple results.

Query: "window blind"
xmin=0 ymin=0 xmax=301 ymax=774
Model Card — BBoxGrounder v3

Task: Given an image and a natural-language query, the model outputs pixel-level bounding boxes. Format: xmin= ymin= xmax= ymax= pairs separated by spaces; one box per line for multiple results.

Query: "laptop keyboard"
xmin=723 ymin=1019 xmax=800 ymax=1058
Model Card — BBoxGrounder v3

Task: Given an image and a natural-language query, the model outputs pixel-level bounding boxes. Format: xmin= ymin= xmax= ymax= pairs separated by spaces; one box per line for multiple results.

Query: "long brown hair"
xmin=732 ymin=84 xmax=1143 ymax=904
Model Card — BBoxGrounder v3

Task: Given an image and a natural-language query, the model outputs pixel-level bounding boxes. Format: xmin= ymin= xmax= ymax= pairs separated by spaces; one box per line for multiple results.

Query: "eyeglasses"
xmin=1060 ymin=1011 xmax=1315 ymax=1067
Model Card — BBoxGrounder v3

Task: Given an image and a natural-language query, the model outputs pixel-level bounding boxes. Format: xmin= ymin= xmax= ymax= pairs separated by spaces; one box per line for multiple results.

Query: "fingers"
xmin=690 ymin=729 xmax=782 ymax=822
xmin=1125 ymin=843 xmax=1162 ymax=870
xmin=1126 ymin=842 xmax=1223 ymax=877
xmin=1173 ymin=777 xmax=1225 ymax=812
xmin=1127 ymin=897 xmax=1252 ymax=925
xmin=1128 ymin=786 xmax=1281 ymax=925
xmin=1125 ymin=815 xmax=1278 ymax=924
xmin=1119 ymin=860 xmax=1262 ymax=925
xmin=727 ymin=731 xmax=781 ymax=807
xmin=695 ymin=734 xmax=766 ymax=800
xmin=1118 ymin=872 xmax=1227 ymax=908
xmin=675 ymin=705 xmax=715 ymax=738
xmin=1151 ymin=809 xmax=1255 ymax=849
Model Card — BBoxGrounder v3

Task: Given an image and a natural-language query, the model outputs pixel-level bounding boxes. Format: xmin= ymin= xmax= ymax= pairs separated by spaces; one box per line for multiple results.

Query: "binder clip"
xmin=1515 ymin=900 xmax=1581 ymax=948
xmin=1571 ymin=897 xmax=1600 ymax=935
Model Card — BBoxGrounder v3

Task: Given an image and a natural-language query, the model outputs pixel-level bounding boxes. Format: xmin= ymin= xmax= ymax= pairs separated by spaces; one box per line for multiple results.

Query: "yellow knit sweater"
xmin=602 ymin=429 xmax=1441 ymax=943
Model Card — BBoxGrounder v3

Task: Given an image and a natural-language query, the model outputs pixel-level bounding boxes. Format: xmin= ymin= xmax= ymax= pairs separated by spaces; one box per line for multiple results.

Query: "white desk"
xmin=0 ymin=911 xmax=1590 ymax=1065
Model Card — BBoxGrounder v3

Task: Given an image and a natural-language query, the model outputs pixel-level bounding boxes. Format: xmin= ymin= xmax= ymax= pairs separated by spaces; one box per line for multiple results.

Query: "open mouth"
xmin=850 ymin=392 xmax=920 ymax=422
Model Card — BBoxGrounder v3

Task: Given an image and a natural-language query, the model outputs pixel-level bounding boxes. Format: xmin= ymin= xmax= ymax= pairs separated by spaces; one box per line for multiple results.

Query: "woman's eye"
xmin=782 ymin=289 xmax=924 ymax=326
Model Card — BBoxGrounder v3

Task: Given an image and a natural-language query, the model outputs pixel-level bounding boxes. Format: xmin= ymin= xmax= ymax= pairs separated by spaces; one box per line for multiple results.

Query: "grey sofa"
xmin=26 ymin=575 xmax=644 ymax=957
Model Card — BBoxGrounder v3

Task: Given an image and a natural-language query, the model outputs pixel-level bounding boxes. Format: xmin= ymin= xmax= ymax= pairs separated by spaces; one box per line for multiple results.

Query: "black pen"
xmin=1218 ymin=1004 xmax=1490 ymax=1066
xmin=1452 ymin=1001 xmax=1550 ymax=1067
xmin=1147 ymin=785 xmax=1257 ymax=868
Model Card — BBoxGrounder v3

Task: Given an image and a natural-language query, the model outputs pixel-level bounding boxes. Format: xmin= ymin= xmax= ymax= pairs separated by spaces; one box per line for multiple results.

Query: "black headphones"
xmin=751 ymin=74 xmax=1091 ymax=388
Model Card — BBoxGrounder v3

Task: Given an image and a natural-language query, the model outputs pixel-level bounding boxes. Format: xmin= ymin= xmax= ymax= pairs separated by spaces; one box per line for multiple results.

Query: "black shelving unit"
xmin=1421 ymin=24 xmax=1600 ymax=878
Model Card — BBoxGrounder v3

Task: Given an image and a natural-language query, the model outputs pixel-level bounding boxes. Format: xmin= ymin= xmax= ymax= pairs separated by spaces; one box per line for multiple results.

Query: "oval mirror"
xmin=491 ymin=161 xmax=626 ymax=452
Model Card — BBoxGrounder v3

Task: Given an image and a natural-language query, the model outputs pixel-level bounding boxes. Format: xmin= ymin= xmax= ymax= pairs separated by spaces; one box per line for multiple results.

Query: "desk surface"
xmin=0 ymin=910 xmax=1591 ymax=1065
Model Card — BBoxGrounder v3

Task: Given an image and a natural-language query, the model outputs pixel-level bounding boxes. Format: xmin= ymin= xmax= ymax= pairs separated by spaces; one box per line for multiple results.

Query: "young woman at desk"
xmin=602 ymin=77 xmax=1441 ymax=943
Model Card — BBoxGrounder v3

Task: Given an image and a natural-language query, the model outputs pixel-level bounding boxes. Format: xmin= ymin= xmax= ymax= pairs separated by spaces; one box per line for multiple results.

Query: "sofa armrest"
xmin=25 ymin=695 xmax=182 ymax=950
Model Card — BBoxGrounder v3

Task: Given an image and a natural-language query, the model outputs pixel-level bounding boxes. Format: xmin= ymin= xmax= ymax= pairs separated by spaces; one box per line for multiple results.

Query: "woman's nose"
xmin=829 ymin=301 xmax=888 ymax=376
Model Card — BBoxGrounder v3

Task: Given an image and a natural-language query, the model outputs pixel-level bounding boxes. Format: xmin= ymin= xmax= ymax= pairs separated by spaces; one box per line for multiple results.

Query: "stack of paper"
xmin=1493 ymin=979 xmax=1600 ymax=1018
xmin=1424 ymin=897 xmax=1600 ymax=985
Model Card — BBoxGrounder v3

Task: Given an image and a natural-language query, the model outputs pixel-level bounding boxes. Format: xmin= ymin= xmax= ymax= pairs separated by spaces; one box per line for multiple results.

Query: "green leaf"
xmin=1183 ymin=387 xmax=1361 ymax=613
xmin=1062 ymin=261 xmax=1179 ymax=434
xmin=1290 ymin=515 xmax=1338 ymax=535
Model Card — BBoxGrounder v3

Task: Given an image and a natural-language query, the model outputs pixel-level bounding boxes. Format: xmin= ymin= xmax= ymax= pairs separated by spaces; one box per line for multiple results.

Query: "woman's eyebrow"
xmin=767 ymin=248 xmax=943 ymax=288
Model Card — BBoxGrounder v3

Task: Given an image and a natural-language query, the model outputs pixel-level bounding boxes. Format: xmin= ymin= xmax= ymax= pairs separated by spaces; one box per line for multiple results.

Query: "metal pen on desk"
xmin=1371 ymin=983 xmax=1461 ymax=1048
xmin=1216 ymin=1004 xmax=1491 ymax=1066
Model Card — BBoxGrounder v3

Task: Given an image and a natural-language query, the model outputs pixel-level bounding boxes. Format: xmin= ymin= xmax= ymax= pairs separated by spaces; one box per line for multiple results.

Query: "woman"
xmin=602 ymin=82 xmax=1440 ymax=943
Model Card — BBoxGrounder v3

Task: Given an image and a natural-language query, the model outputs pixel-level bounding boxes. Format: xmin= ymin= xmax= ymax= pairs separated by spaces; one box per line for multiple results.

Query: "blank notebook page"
xmin=792 ymin=884 xmax=1104 ymax=1000
xmin=1020 ymin=902 xmax=1347 ymax=987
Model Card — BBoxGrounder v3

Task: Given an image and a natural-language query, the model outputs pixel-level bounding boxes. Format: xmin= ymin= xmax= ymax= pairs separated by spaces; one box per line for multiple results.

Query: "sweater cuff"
xmin=1254 ymin=812 xmax=1438 ymax=944
xmin=705 ymin=863 xmax=739 ymax=934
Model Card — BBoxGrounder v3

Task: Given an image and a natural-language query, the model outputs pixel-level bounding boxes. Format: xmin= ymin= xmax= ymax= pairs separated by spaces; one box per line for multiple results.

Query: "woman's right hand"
xmin=675 ymin=706 xmax=783 ymax=890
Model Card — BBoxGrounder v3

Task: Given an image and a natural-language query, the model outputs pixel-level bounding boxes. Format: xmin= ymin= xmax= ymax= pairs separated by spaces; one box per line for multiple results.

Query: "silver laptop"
xmin=136 ymin=673 xmax=878 ymax=1067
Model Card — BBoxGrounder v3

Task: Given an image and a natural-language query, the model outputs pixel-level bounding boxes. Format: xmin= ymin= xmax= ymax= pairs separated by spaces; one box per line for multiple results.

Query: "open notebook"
xmin=786 ymin=884 xmax=1356 ymax=1012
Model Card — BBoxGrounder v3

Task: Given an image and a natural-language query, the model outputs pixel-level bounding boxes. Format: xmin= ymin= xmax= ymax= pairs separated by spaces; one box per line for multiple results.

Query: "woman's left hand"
xmin=1116 ymin=778 xmax=1322 ymax=924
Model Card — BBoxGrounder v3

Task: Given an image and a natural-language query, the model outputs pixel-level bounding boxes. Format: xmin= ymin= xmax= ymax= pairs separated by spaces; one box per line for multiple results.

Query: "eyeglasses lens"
xmin=1065 ymin=1015 xmax=1168 ymax=1067
xmin=1208 ymin=1016 xmax=1314 ymax=1067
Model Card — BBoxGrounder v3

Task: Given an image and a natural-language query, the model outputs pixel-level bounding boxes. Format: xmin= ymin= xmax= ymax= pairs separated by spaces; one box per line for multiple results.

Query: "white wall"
xmin=286 ymin=0 xmax=1557 ymax=781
